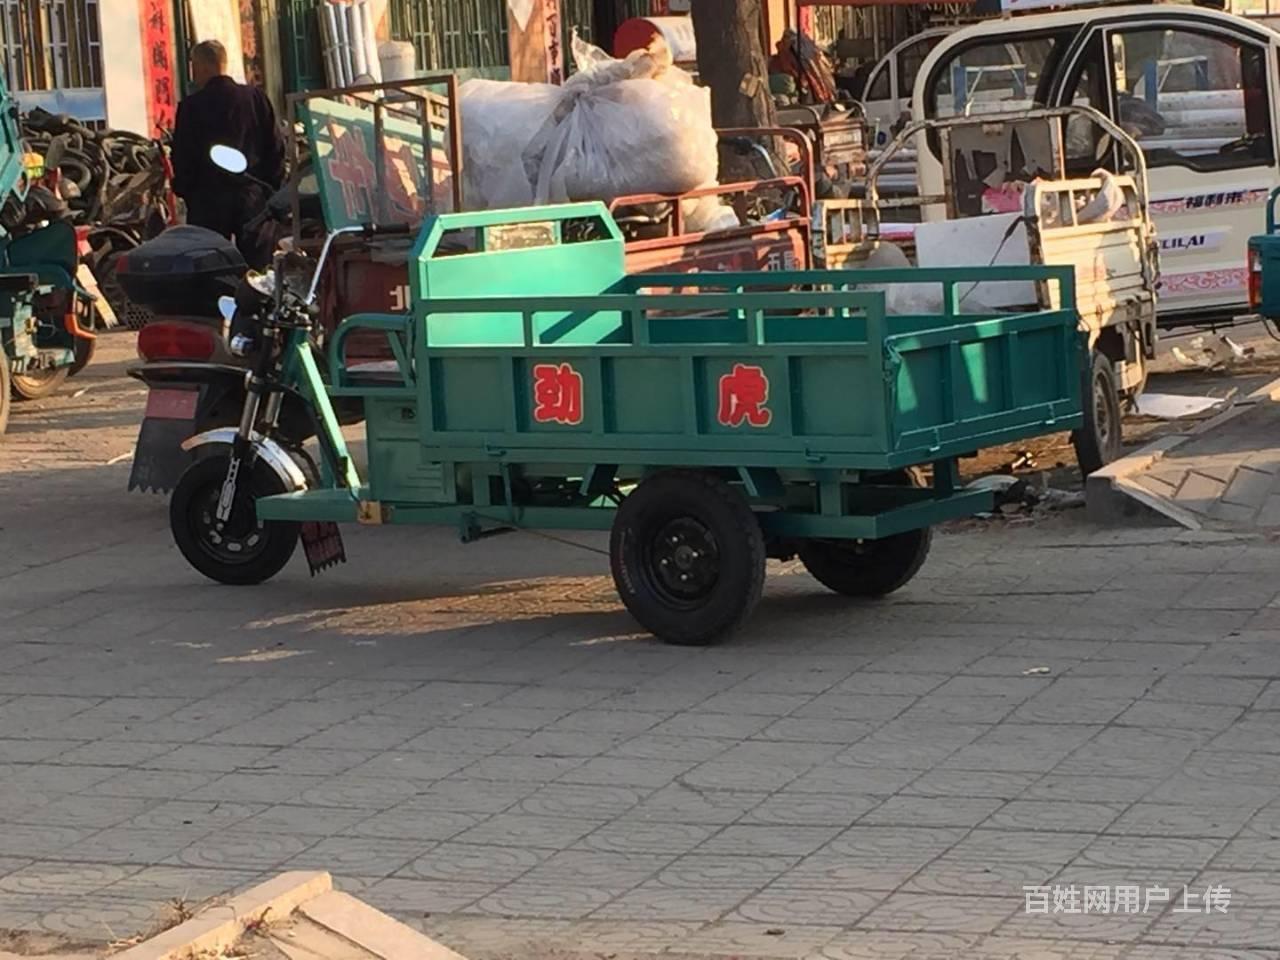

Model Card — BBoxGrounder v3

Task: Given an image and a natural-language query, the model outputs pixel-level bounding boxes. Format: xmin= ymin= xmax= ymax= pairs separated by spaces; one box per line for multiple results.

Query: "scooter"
xmin=121 ymin=167 xmax=324 ymax=492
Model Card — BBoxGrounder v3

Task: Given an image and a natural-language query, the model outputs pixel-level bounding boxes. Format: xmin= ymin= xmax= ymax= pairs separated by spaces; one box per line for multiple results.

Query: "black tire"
xmin=69 ymin=335 xmax=95 ymax=377
xmin=0 ymin=355 xmax=10 ymax=436
xmin=170 ymin=453 xmax=299 ymax=585
xmin=611 ymin=470 xmax=765 ymax=646
xmin=11 ymin=366 xmax=68 ymax=400
xmin=799 ymin=527 xmax=932 ymax=597
xmin=1072 ymin=350 xmax=1122 ymax=476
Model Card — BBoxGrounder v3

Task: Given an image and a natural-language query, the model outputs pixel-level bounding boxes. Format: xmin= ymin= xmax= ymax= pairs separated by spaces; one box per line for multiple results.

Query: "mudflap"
xmin=300 ymin=521 xmax=346 ymax=576
xmin=127 ymin=387 xmax=199 ymax=493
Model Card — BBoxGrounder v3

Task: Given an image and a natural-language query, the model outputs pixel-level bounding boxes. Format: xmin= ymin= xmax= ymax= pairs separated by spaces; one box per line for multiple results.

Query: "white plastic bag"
xmin=458 ymin=78 xmax=560 ymax=209
xmin=524 ymin=34 xmax=719 ymax=203
xmin=459 ymin=33 xmax=720 ymax=210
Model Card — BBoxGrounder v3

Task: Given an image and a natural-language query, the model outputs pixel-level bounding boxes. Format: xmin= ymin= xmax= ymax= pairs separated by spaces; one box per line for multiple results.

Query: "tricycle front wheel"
xmin=611 ymin=470 xmax=765 ymax=646
xmin=798 ymin=527 xmax=932 ymax=597
xmin=11 ymin=366 xmax=68 ymax=400
xmin=170 ymin=454 xmax=299 ymax=585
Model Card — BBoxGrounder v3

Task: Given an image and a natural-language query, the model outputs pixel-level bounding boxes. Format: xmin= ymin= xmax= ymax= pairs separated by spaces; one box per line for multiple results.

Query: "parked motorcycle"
xmin=121 ymin=170 xmax=326 ymax=492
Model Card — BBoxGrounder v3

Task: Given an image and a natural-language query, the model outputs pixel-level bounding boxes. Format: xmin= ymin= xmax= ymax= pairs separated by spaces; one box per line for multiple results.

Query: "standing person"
xmin=171 ymin=40 xmax=285 ymax=268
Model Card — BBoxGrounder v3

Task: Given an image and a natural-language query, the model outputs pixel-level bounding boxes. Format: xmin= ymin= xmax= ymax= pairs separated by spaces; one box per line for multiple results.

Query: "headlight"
xmin=247 ymin=269 xmax=277 ymax=298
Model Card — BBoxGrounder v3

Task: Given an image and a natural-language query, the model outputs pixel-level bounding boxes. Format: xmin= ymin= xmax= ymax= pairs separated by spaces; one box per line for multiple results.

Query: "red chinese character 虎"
xmin=717 ymin=363 xmax=772 ymax=428
xmin=532 ymin=363 xmax=584 ymax=425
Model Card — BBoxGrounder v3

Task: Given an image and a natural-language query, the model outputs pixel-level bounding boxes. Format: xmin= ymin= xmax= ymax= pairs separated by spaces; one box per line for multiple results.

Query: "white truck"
xmin=816 ymin=106 xmax=1159 ymax=472
xmin=912 ymin=0 xmax=1280 ymax=327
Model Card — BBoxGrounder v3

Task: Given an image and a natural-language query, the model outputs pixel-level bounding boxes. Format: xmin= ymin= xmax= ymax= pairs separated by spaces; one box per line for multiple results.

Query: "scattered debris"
xmin=1170 ymin=334 xmax=1255 ymax=371
xmin=967 ymin=472 xmax=1084 ymax=520
xmin=1134 ymin=392 xmax=1229 ymax=420
xmin=105 ymin=451 xmax=133 ymax=465
xmin=1023 ymin=666 xmax=1052 ymax=675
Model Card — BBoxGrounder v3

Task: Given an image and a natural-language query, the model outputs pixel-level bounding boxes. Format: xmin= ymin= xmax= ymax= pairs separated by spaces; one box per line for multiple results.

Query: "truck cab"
xmin=861 ymin=28 xmax=953 ymax=147
xmin=914 ymin=2 xmax=1280 ymax=326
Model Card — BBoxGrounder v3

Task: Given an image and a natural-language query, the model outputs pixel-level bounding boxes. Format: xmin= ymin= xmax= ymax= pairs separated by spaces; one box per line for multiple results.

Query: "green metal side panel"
xmin=410 ymin=202 xmax=628 ymax=347
xmin=0 ymin=71 xmax=25 ymax=207
xmin=332 ymin=238 xmax=1081 ymax=480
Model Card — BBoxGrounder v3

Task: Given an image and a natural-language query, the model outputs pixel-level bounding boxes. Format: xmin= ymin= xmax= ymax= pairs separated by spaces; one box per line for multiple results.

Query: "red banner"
xmin=139 ymin=0 xmax=177 ymax=133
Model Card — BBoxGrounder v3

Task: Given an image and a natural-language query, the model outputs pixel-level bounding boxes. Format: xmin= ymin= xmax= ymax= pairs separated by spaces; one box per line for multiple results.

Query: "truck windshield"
xmin=926 ymin=32 xmax=1069 ymax=119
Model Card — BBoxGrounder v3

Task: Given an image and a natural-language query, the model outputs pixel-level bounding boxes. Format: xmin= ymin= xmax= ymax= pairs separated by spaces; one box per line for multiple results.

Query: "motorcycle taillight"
xmin=137 ymin=323 xmax=217 ymax=361
xmin=1249 ymin=248 xmax=1263 ymax=311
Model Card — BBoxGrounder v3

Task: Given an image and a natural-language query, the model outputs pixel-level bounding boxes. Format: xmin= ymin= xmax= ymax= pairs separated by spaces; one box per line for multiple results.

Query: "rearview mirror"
xmin=217 ymin=295 xmax=236 ymax=324
xmin=209 ymin=144 xmax=248 ymax=175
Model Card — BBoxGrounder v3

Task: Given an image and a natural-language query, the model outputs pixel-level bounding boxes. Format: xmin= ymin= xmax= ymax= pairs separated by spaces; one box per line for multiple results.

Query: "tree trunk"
xmin=690 ymin=0 xmax=780 ymax=181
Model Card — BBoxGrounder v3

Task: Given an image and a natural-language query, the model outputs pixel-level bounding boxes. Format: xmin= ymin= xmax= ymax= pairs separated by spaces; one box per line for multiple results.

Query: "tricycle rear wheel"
xmin=798 ymin=527 xmax=932 ymax=597
xmin=611 ymin=470 xmax=765 ymax=646
xmin=170 ymin=454 xmax=300 ymax=585
xmin=1072 ymin=349 xmax=1122 ymax=476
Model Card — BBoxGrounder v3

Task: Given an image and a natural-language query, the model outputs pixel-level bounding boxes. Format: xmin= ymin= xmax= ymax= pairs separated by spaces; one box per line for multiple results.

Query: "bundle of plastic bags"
xmin=460 ymin=33 xmax=722 ymax=216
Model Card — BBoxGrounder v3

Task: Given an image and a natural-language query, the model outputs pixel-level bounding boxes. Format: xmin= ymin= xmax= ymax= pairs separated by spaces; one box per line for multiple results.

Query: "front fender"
xmin=179 ymin=429 xmax=308 ymax=493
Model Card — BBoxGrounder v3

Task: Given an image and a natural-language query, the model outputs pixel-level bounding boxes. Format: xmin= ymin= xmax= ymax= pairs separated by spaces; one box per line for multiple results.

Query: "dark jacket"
xmin=172 ymin=75 xmax=285 ymax=266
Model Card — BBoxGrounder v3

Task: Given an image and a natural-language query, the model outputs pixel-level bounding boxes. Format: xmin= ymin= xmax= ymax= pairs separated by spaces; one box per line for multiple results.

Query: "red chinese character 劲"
xmin=532 ymin=363 xmax=584 ymax=425
xmin=717 ymin=363 xmax=772 ymax=428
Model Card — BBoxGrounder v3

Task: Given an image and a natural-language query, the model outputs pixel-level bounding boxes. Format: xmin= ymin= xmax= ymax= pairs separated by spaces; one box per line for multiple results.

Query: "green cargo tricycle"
xmin=169 ymin=202 xmax=1083 ymax=645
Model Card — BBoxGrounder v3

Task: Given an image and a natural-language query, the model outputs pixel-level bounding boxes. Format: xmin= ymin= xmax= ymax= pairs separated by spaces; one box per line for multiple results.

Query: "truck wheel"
xmin=1072 ymin=350 xmax=1122 ymax=476
xmin=799 ymin=527 xmax=932 ymax=597
xmin=11 ymin=366 xmax=68 ymax=400
xmin=611 ymin=470 xmax=765 ymax=646
xmin=0 ymin=358 xmax=10 ymax=435
xmin=170 ymin=454 xmax=299 ymax=585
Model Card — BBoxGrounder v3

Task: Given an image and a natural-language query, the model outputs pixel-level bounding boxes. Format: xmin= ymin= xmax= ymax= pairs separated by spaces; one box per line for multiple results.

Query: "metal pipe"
xmin=349 ymin=1 xmax=370 ymax=81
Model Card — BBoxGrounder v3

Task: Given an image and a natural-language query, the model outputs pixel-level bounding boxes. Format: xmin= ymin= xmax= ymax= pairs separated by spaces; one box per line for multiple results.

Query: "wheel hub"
xmin=649 ymin=518 xmax=719 ymax=603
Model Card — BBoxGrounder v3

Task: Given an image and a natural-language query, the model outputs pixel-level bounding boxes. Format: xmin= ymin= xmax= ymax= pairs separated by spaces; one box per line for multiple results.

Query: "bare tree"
xmin=690 ymin=0 xmax=781 ymax=179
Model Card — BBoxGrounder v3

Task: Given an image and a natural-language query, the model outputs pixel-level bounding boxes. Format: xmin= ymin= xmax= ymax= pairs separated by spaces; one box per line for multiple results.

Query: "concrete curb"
xmin=298 ymin=891 xmax=468 ymax=960
xmin=1085 ymin=374 xmax=1280 ymax=527
xmin=110 ymin=871 xmax=332 ymax=960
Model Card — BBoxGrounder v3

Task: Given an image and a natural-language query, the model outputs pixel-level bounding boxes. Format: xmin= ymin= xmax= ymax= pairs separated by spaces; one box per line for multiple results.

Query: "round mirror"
xmin=209 ymin=144 xmax=248 ymax=175
xmin=216 ymin=295 xmax=237 ymax=324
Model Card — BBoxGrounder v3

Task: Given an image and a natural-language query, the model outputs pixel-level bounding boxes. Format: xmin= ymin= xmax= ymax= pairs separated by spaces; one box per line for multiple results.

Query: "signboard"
xmin=298 ymin=95 xmax=454 ymax=231
xmin=186 ymin=0 xmax=246 ymax=82
xmin=139 ymin=0 xmax=177 ymax=131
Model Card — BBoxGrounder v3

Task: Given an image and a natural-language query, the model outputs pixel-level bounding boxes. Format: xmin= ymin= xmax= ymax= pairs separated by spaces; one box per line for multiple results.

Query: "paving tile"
xmin=856 ymin=892 xmax=1019 ymax=935
xmin=629 ymin=783 xmax=768 ymax=825
xmin=402 ymin=842 xmax=551 ymax=884
xmin=11 ymin=794 xmax=154 ymax=830
xmin=904 ymin=859 xmax=1060 ymax=898
xmin=37 ymin=896 xmax=163 ymax=940
xmin=519 ymin=850 xmax=672 ymax=890
xmin=168 ymin=831 xmax=319 ymax=871
xmin=589 ymin=881 xmax=755 ymax=922
xmin=518 ymin=783 xmax=646 ymax=819
xmin=283 ymin=836 xmax=424 ymax=877
xmin=863 ymin=796 xmax=1005 ymax=829
xmin=743 ymin=792 xmax=879 ymax=827
xmin=820 ymin=930 xmax=979 ymax=960
xmin=360 ymin=877 xmax=495 ymax=916
xmin=555 ymin=756 xmax=696 ymax=788
xmin=575 ymin=820 xmax=718 ymax=855
xmin=345 ymin=804 xmax=482 ymax=842
xmin=731 ymin=888 xmax=883 ymax=926
xmin=674 ymin=921 xmax=845 ymax=956
xmin=455 ymin=813 xmax=604 ymax=848
xmin=1108 ymin=803 xmax=1258 ymax=839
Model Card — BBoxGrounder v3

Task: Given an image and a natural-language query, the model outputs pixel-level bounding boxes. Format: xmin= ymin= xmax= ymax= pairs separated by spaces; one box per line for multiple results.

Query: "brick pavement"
xmin=3 ymin=343 xmax=1280 ymax=958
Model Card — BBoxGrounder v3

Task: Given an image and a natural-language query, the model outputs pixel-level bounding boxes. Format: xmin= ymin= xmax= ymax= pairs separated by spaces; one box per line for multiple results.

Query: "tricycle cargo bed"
xmin=329 ymin=203 xmax=1084 ymax=480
